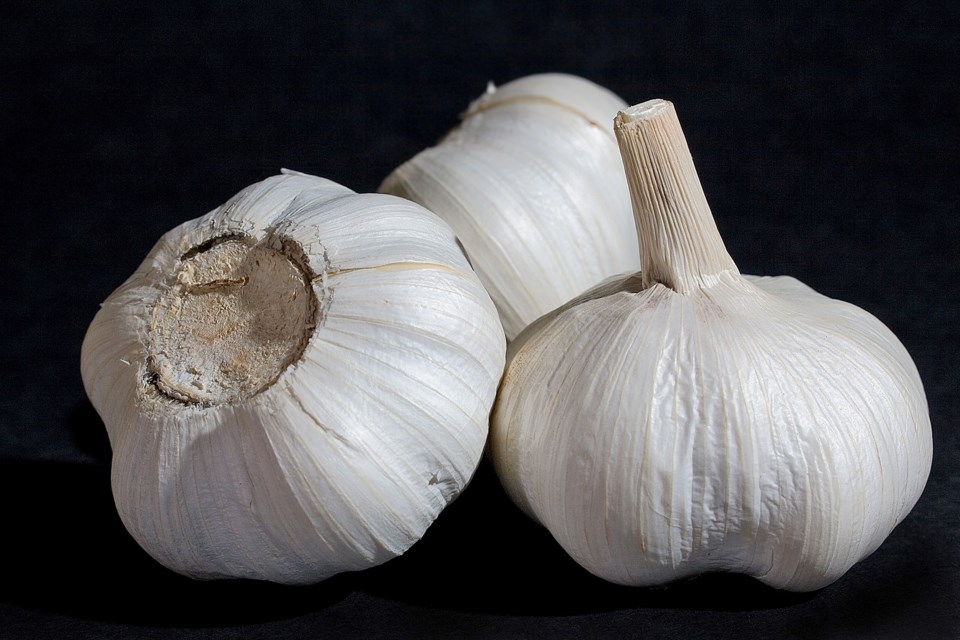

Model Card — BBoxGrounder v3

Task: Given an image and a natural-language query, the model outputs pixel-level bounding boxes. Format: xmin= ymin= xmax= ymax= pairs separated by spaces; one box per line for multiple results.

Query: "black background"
xmin=2 ymin=1 xmax=958 ymax=638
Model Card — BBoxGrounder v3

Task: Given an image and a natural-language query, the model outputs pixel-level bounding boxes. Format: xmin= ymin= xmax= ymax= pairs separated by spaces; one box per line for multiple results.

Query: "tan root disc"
xmin=148 ymin=235 xmax=317 ymax=405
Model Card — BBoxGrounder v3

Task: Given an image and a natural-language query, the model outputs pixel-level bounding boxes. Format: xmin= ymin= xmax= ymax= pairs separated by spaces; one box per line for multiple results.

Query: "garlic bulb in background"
xmin=490 ymin=101 xmax=932 ymax=591
xmin=380 ymin=73 xmax=640 ymax=340
xmin=81 ymin=170 xmax=505 ymax=584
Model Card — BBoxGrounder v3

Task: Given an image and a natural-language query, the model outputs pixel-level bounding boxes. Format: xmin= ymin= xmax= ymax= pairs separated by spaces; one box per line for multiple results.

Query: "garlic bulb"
xmin=490 ymin=100 xmax=932 ymax=592
xmin=380 ymin=73 xmax=640 ymax=340
xmin=81 ymin=170 xmax=505 ymax=584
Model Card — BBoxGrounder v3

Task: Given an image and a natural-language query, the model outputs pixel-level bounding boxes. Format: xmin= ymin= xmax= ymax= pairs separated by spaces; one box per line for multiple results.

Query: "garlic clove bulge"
xmin=490 ymin=100 xmax=932 ymax=592
xmin=81 ymin=170 xmax=506 ymax=584
xmin=380 ymin=73 xmax=641 ymax=340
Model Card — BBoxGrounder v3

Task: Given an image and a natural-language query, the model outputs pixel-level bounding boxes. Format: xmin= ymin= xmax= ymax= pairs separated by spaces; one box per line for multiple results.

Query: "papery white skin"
xmin=81 ymin=170 xmax=506 ymax=584
xmin=380 ymin=73 xmax=640 ymax=340
xmin=490 ymin=102 xmax=932 ymax=592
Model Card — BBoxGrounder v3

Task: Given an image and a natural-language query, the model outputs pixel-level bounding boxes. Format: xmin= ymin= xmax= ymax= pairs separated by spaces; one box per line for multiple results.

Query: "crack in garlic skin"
xmin=325 ymin=261 xmax=470 ymax=278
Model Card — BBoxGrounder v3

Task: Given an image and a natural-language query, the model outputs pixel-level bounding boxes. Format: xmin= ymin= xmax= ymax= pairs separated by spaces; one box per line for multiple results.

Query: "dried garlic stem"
xmin=614 ymin=100 xmax=739 ymax=293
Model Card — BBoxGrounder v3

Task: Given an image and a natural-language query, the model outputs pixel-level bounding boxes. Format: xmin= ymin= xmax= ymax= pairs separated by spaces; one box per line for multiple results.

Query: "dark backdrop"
xmin=2 ymin=2 xmax=957 ymax=638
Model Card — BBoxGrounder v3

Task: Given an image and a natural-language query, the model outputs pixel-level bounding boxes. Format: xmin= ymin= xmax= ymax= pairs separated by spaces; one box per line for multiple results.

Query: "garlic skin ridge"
xmin=81 ymin=170 xmax=506 ymax=584
xmin=490 ymin=101 xmax=933 ymax=592
xmin=380 ymin=73 xmax=641 ymax=340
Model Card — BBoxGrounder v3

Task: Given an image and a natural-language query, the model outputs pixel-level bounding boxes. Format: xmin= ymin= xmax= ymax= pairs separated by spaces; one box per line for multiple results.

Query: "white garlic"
xmin=490 ymin=100 xmax=932 ymax=591
xmin=81 ymin=170 xmax=506 ymax=584
xmin=380 ymin=73 xmax=640 ymax=340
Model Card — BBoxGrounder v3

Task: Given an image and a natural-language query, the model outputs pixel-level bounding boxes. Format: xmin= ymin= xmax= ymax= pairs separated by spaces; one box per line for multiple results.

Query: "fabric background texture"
xmin=1 ymin=1 xmax=957 ymax=637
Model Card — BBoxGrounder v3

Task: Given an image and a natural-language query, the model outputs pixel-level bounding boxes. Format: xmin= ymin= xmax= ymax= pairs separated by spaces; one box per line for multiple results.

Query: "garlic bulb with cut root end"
xmin=380 ymin=73 xmax=640 ymax=340
xmin=490 ymin=100 xmax=932 ymax=592
xmin=81 ymin=170 xmax=506 ymax=584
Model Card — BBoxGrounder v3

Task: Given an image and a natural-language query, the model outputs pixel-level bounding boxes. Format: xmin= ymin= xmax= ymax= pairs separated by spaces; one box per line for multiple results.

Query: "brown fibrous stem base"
xmin=146 ymin=234 xmax=318 ymax=407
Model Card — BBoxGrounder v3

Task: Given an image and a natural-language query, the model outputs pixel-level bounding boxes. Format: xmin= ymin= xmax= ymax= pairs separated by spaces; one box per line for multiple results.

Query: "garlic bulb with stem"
xmin=81 ymin=170 xmax=506 ymax=584
xmin=490 ymin=100 xmax=932 ymax=592
xmin=380 ymin=73 xmax=640 ymax=340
